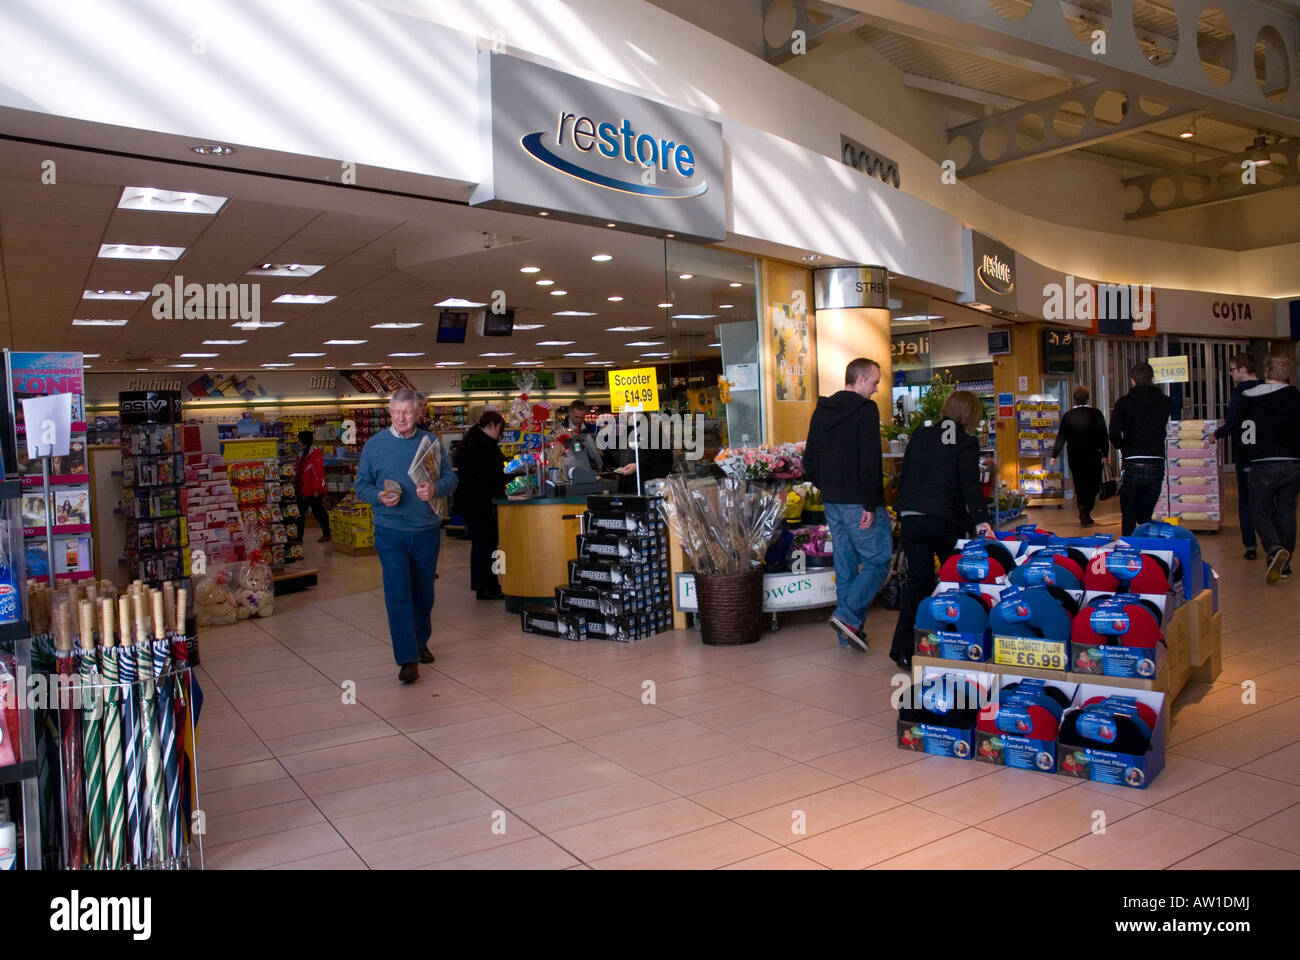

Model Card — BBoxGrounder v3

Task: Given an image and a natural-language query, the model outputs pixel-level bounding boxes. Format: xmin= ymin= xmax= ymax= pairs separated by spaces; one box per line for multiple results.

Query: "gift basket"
xmin=659 ymin=475 xmax=785 ymax=645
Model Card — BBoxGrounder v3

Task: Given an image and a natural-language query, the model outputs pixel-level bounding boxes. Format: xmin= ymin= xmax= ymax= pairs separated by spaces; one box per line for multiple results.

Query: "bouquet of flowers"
xmin=714 ymin=442 xmax=805 ymax=481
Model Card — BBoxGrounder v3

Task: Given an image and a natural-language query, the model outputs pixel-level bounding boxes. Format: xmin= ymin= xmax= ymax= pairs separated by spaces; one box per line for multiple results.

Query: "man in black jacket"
xmin=804 ymin=357 xmax=890 ymax=652
xmin=1237 ymin=355 xmax=1300 ymax=584
xmin=1051 ymin=385 xmax=1109 ymax=526
xmin=1110 ymin=362 xmax=1171 ymax=536
xmin=452 ymin=411 xmax=508 ymax=599
xmin=1214 ymin=354 xmax=1264 ymax=558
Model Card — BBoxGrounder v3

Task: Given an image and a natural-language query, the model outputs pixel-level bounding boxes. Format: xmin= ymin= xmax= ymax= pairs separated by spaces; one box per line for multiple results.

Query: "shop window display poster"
xmin=772 ymin=303 xmax=810 ymax=402
xmin=21 ymin=493 xmax=48 ymax=529
xmin=53 ymin=488 xmax=90 ymax=526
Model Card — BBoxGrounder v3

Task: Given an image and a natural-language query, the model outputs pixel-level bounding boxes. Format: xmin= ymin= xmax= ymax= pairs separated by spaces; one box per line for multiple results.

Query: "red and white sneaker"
xmin=829 ymin=616 xmax=869 ymax=652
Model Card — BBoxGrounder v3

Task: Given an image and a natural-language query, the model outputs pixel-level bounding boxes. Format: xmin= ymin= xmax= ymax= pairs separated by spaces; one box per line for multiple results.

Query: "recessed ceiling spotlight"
xmin=606 ymin=222 xmax=616 ymax=227
xmin=290 ymin=352 xmax=326 ymax=357
xmin=98 ymin=244 xmax=185 ymax=260
xmin=537 ymin=340 xmax=575 ymax=346
xmin=591 ymin=254 xmax=613 ymax=262
xmin=1249 ymin=134 xmax=1272 ymax=166
xmin=389 ymin=352 xmax=425 ymax=357
xmin=83 ymin=354 xmax=101 ymax=358
xmin=480 ymin=352 xmax=515 ymax=357
xmin=538 ymin=211 xmax=550 ymax=216
xmin=586 ymin=361 xmax=614 ymax=366
xmin=720 ymin=304 xmax=734 ymax=309
xmin=671 ymin=314 xmax=716 ymax=320
xmin=203 ymin=366 xmax=214 ymax=371
xmin=520 ymin=266 xmax=541 ymax=273
xmin=324 ymin=339 xmax=367 ymax=345
xmin=729 ymin=282 xmax=742 ymax=288
xmin=205 ymin=339 xmax=246 ymax=345
xmin=626 ymin=341 xmax=664 ymax=347
xmin=641 ymin=352 xmax=670 ymax=358
xmin=262 ymin=363 xmax=294 ymax=368
xmin=167 ymin=363 xmax=196 ymax=368
xmin=658 ymin=302 xmax=673 ymax=308
xmin=72 ymin=318 xmax=128 ymax=326
xmin=801 ymin=254 xmax=822 ymax=262
xmin=606 ymin=326 xmax=652 ymax=332
xmin=607 ymin=296 xmax=623 ymax=302
xmin=273 ymin=294 xmax=336 ymax=304
xmin=1179 ymin=121 xmax=1196 ymax=139
xmin=512 ymin=324 xmax=544 ymax=331
xmin=246 ymin=263 xmax=324 ymax=277
xmin=536 ymin=279 xmax=555 ymax=286
xmin=180 ymin=353 xmax=218 ymax=358
xmin=435 ymin=297 xmax=488 ymax=308
xmin=189 ymin=143 xmax=235 ymax=156
xmin=554 ymin=311 xmax=597 ymax=317
xmin=434 ymin=361 xmax=464 ymax=366
xmin=370 ymin=322 xmax=423 ymax=329
xmin=82 ymin=290 xmax=149 ymax=300
xmin=708 ymin=342 xmax=722 ymax=347
xmin=232 ymin=321 xmax=283 ymax=329
xmin=117 ymin=187 xmax=227 ymax=214
xmin=678 ymin=273 xmax=693 ymax=279
xmin=666 ymin=233 xmax=675 ymax=238
xmin=565 ymin=352 xmax=597 ymax=357
xmin=549 ymin=290 xmax=567 ymax=296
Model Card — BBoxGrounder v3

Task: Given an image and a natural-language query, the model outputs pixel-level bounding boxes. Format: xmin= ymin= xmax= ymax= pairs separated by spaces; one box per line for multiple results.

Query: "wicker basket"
xmin=695 ymin=567 xmax=765 ymax=645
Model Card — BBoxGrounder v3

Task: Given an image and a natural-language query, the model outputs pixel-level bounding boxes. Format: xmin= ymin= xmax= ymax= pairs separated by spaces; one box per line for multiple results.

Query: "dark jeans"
xmin=374 ymin=524 xmax=442 ymax=666
xmin=464 ymin=506 xmax=500 ymax=593
xmin=1068 ymin=455 xmax=1101 ymax=519
xmin=1120 ymin=459 xmax=1165 ymax=536
xmin=1236 ymin=464 xmax=1257 ymax=550
xmin=889 ymin=514 xmax=963 ymax=662
xmin=297 ymin=495 xmax=331 ymax=540
xmin=1248 ymin=460 xmax=1300 ymax=558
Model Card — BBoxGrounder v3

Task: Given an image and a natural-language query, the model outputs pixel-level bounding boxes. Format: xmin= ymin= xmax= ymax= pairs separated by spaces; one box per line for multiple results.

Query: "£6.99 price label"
xmin=607 ymin=368 xmax=661 ymax=412
xmin=993 ymin=635 xmax=1067 ymax=671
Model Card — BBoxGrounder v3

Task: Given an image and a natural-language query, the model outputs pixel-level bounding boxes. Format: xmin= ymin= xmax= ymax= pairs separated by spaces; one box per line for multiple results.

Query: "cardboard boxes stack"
xmin=184 ymin=453 xmax=244 ymax=565
xmin=1154 ymin=419 xmax=1221 ymax=529
xmin=328 ymin=498 xmax=375 ymax=554
xmin=522 ymin=494 xmax=673 ymax=642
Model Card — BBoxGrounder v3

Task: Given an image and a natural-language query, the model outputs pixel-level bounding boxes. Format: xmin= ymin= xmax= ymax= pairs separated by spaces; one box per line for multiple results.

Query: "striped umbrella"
xmin=97 ymin=597 xmax=126 ymax=870
xmin=170 ymin=586 xmax=193 ymax=856
xmin=77 ymin=600 xmax=105 ymax=871
xmin=52 ymin=604 xmax=85 ymax=869
xmin=116 ymin=593 xmax=142 ymax=867
xmin=151 ymin=589 xmax=181 ymax=865
xmin=133 ymin=590 xmax=167 ymax=864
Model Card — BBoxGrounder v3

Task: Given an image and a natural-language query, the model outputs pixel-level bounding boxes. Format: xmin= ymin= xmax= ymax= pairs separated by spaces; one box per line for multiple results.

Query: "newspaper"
xmin=407 ymin=434 xmax=442 ymax=487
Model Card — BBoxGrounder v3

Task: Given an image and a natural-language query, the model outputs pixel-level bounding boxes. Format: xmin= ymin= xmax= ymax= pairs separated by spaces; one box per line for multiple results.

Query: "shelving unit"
xmin=1016 ymin=395 xmax=1066 ymax=509
xmin=120 ymin=392 xmax=190 ymax=584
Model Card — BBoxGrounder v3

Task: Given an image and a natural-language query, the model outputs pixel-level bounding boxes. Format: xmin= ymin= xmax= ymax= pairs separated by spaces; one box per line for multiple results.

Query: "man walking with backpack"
xmin=804 ymin=357 xmax=891 ymax=652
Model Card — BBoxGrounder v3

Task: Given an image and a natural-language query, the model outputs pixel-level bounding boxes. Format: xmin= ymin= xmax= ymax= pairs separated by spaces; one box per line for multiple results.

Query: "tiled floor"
xmin=192 ymin=490 xmax=1300 ymax=869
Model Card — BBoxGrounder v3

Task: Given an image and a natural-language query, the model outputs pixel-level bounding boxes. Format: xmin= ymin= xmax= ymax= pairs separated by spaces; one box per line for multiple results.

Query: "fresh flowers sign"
xmin=715 ymin=442 xmax=805 ymax=480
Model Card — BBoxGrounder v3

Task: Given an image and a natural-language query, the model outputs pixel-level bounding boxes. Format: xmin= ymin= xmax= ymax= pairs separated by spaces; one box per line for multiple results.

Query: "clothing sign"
xmin=1149 ymin=355 xmax=1189 ymax=384
xmin=470 ymin=53 xmax=726 ymax=242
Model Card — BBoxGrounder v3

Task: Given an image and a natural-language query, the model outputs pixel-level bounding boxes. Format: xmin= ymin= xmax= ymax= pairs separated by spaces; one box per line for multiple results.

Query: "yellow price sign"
xmin=223 ymin=438 xmax=279 ymax=460
xmin=607 ymin=368 xmax=660 ymax=412
xmin=993 ymin=635 xmax=1068 ymax=671
xmin=1149 ymin=355 xmax=1189 ymax=384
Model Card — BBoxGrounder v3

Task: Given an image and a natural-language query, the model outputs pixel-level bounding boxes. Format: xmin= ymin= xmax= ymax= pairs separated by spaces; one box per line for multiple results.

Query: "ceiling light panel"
xmin=246 ymin=263 xmax=325 ymax=277
xmin=117 ymin=187 xmax=227 ymax=214
xmin=98 ymin=244 xmax=185 ymax=260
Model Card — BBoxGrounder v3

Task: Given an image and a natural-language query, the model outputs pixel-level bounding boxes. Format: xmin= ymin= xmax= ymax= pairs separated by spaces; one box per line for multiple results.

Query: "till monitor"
xmin=436 ymin=310 xmax=470 ymax=344
xmin=988 ymin=330 xmax=1011 ymax=356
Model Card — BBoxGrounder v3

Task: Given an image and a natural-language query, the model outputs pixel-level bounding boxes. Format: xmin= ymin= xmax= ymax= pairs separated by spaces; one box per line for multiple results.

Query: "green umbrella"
xmin=133 ymin=591 xmax=167 ymax=864
xmin=98 ymin=598 xmax=126 ymax=870
xmin=78 ymin=600 xmax=105 ymax=870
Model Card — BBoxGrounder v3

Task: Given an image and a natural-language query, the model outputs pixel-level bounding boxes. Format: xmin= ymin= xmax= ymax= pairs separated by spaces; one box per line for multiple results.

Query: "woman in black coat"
xmin=452 ymin=411 xmax=508 ymax=599
xmin=888 ymin=390 xmax=994 ymax=670
xmin=1051 ymin=385 xmax=1109 ymax=526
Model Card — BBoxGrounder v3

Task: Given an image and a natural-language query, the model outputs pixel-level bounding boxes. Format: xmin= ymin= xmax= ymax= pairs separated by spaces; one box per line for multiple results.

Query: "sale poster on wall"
xmin=771 ymin=303 xmax=810 ymax=402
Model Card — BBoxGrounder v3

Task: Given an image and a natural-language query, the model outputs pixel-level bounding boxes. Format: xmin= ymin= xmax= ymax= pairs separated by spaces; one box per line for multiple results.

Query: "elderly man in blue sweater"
xmin=355 ymin=388 xmax=458 ymax=683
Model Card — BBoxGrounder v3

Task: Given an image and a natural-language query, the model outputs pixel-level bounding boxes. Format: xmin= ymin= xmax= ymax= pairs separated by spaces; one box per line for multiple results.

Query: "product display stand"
xmin=120 ymin=391 xmax=189 ymax=585
xmin=1017 ymin=396 xmax=1065 ymax=509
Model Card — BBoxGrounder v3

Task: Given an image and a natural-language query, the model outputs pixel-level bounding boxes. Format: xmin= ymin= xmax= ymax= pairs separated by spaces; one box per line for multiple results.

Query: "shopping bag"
xmin=1098 ymin=459 xmax=1118 ymax=501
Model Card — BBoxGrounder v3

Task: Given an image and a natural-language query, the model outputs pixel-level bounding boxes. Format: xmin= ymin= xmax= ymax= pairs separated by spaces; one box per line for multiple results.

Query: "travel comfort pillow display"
xmin=1059 ymin=696 xmax=1155 ymax=756
xmin=1070 ymin=594 xmax=1163 ymax=649
xmin=988 ymin=585 xmax=1076 ymax=641
xmin=938 ymin=540 xmax=1016 ymax=585
xmin=976 ymin=679 xmax=1068 ymax=742
xmin=1081 ymin=547 xmax=1172 ymax=595
xmin=914 ymin=588 xmax=995 ymax=659
xmin=1008 ymin=552 xmax=1084 ymax=590
xmin=899 ymin=673 xmax=989 ymax=730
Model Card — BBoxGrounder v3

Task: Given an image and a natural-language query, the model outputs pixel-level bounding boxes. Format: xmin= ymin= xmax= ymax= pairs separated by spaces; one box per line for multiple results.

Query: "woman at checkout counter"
xmin=452 ymin=410 xmax=508 ymax=600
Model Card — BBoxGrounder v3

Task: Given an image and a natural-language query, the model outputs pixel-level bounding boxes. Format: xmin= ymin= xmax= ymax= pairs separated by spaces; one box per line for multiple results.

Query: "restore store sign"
xmin=471 ymin=52 xmax=725 ymax=241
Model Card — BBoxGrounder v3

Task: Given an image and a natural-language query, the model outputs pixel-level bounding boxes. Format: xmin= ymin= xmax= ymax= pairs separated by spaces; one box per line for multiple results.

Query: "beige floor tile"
xmin=1249 ymin=699 xmax=1300 ymax=735
xmin=1154 ymin=770 xmax=1300 ymax=831
xmin=199 ymin=724 xmax=263 ymax=750
xmin=267 ymin=848 xmax=370 ymax=870
xmin=205 ymin=798 xmax=326 ymax=846
xmin=1251 ymin=663 xmax=1300 ymax=695
xmin=512 ymin=778 xmax=680 ymax=833
xmin=263 ymin=719 xmax=398 ymax=758
xmin=198 ymin=758 xmax=289 ymax=793
xmin=1167 ymin=711 xmax=1228 ymax=746
xmin=858 ymin=754 xmax=1003 ymax=802
xmin=450 ymin=742 xmax=597 ymax=785
xmin=201 ymin=777 xmax=307 ymax=817
xmin=331 ymin=787 xmax=497 ymax=846
xmin=487 ymin=760 xmax=642 ymax=807
xmin=590 ymin=822 xmax=777 ymax=869
xmin=1214 ymin=655 xmax=1286 ymax=686
xmin=1013 ymin=854 xmax=1083 ymax=870
xmin=520 ymin=692 xmax=642 ymax=726
xmin=979 ymin=786 xmax=1146 ymax=852
xmin=747 ymin=719 xmax=895 ymax=761
xmin=546 ymin=797 xmax=723 ymax=862
xmin=677 ymin=694 xmax=810 ymax=732
xmin=1241 ymin=740 xmax=1300 ymax=785
xmin=293 ymin=751 xmax=447 ymax=797
xmin=806 ymin=739 xmax=926 ymax=780
xmin=400 ymin=707 xmax=533 ymax=744
xmin=723 ymin=705 xmax=854 ymax=745
xmin=789 ymin=803 xmax=967 ymax=869
xmin=198 ymin=739 xmax=274 ymax=771
xmin=736 ymin=782 xmax=902 ymax=844
xmin=648 ymin=745 xmax=797 ymax=795
xmin=543 ymin=705 xmax=678 ymax=741
xmin=1178 ymin=684 xmax=1296 ymax=721
xmin=745 ymin=666 xmax=860 ymax=695
xmin=1240 ymin=803 xmax=1300 ymax=854
xmin=357 ymin=815 xmax=539 ymax=869
xmin=423 ymin=727 xmax=565 ymax=767
xmin=491 ymin=681 xmax=619 ymax=711
xmin=913 ymin=766 xmax=1074 ymax=825
xmin=577 ymin=717 xmax=712 ymax=760
xmin=612 ymin=732 xmax=750 ymax=776
xmin=1169 ymin=716 xmax=1300 ymax=766
xmin=424 ymin=835 xmax=581 ymax=869
xmin=1169 ymin=835 xmax=1300 ymax=870
xmin=869 ymin=827 xmax=1040 ymax=870
xmin=206 ymin=823 xmax=349 ymax=870
xmin=721 ymin=848 xmax=828 ymax=869
xmin=277 ymin=735 xmax=429 ymax=776
xmin=314 ymin=768 xmax=472 ymax=819
xmin=1051 ymin=809 xmax=1229 ymax=869
xmin=689 ymin=764 xmax=845 ymax=819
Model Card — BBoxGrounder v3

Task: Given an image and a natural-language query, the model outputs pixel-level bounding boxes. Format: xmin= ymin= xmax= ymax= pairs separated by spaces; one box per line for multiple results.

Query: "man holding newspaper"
xmin=355 ymin=388 xmax=458 ymax=683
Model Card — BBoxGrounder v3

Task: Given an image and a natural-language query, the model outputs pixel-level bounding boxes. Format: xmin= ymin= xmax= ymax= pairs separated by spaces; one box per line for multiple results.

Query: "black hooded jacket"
xmin=452 ymin=426 xmax=507 ymax=517
xmin=1237 ymin=382 xmax=1300 ymax=462
xmin=1109 ymin=384 xmax=1171 ymax=460
xmin=803 ymin=390 xmax=883 ymax=511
